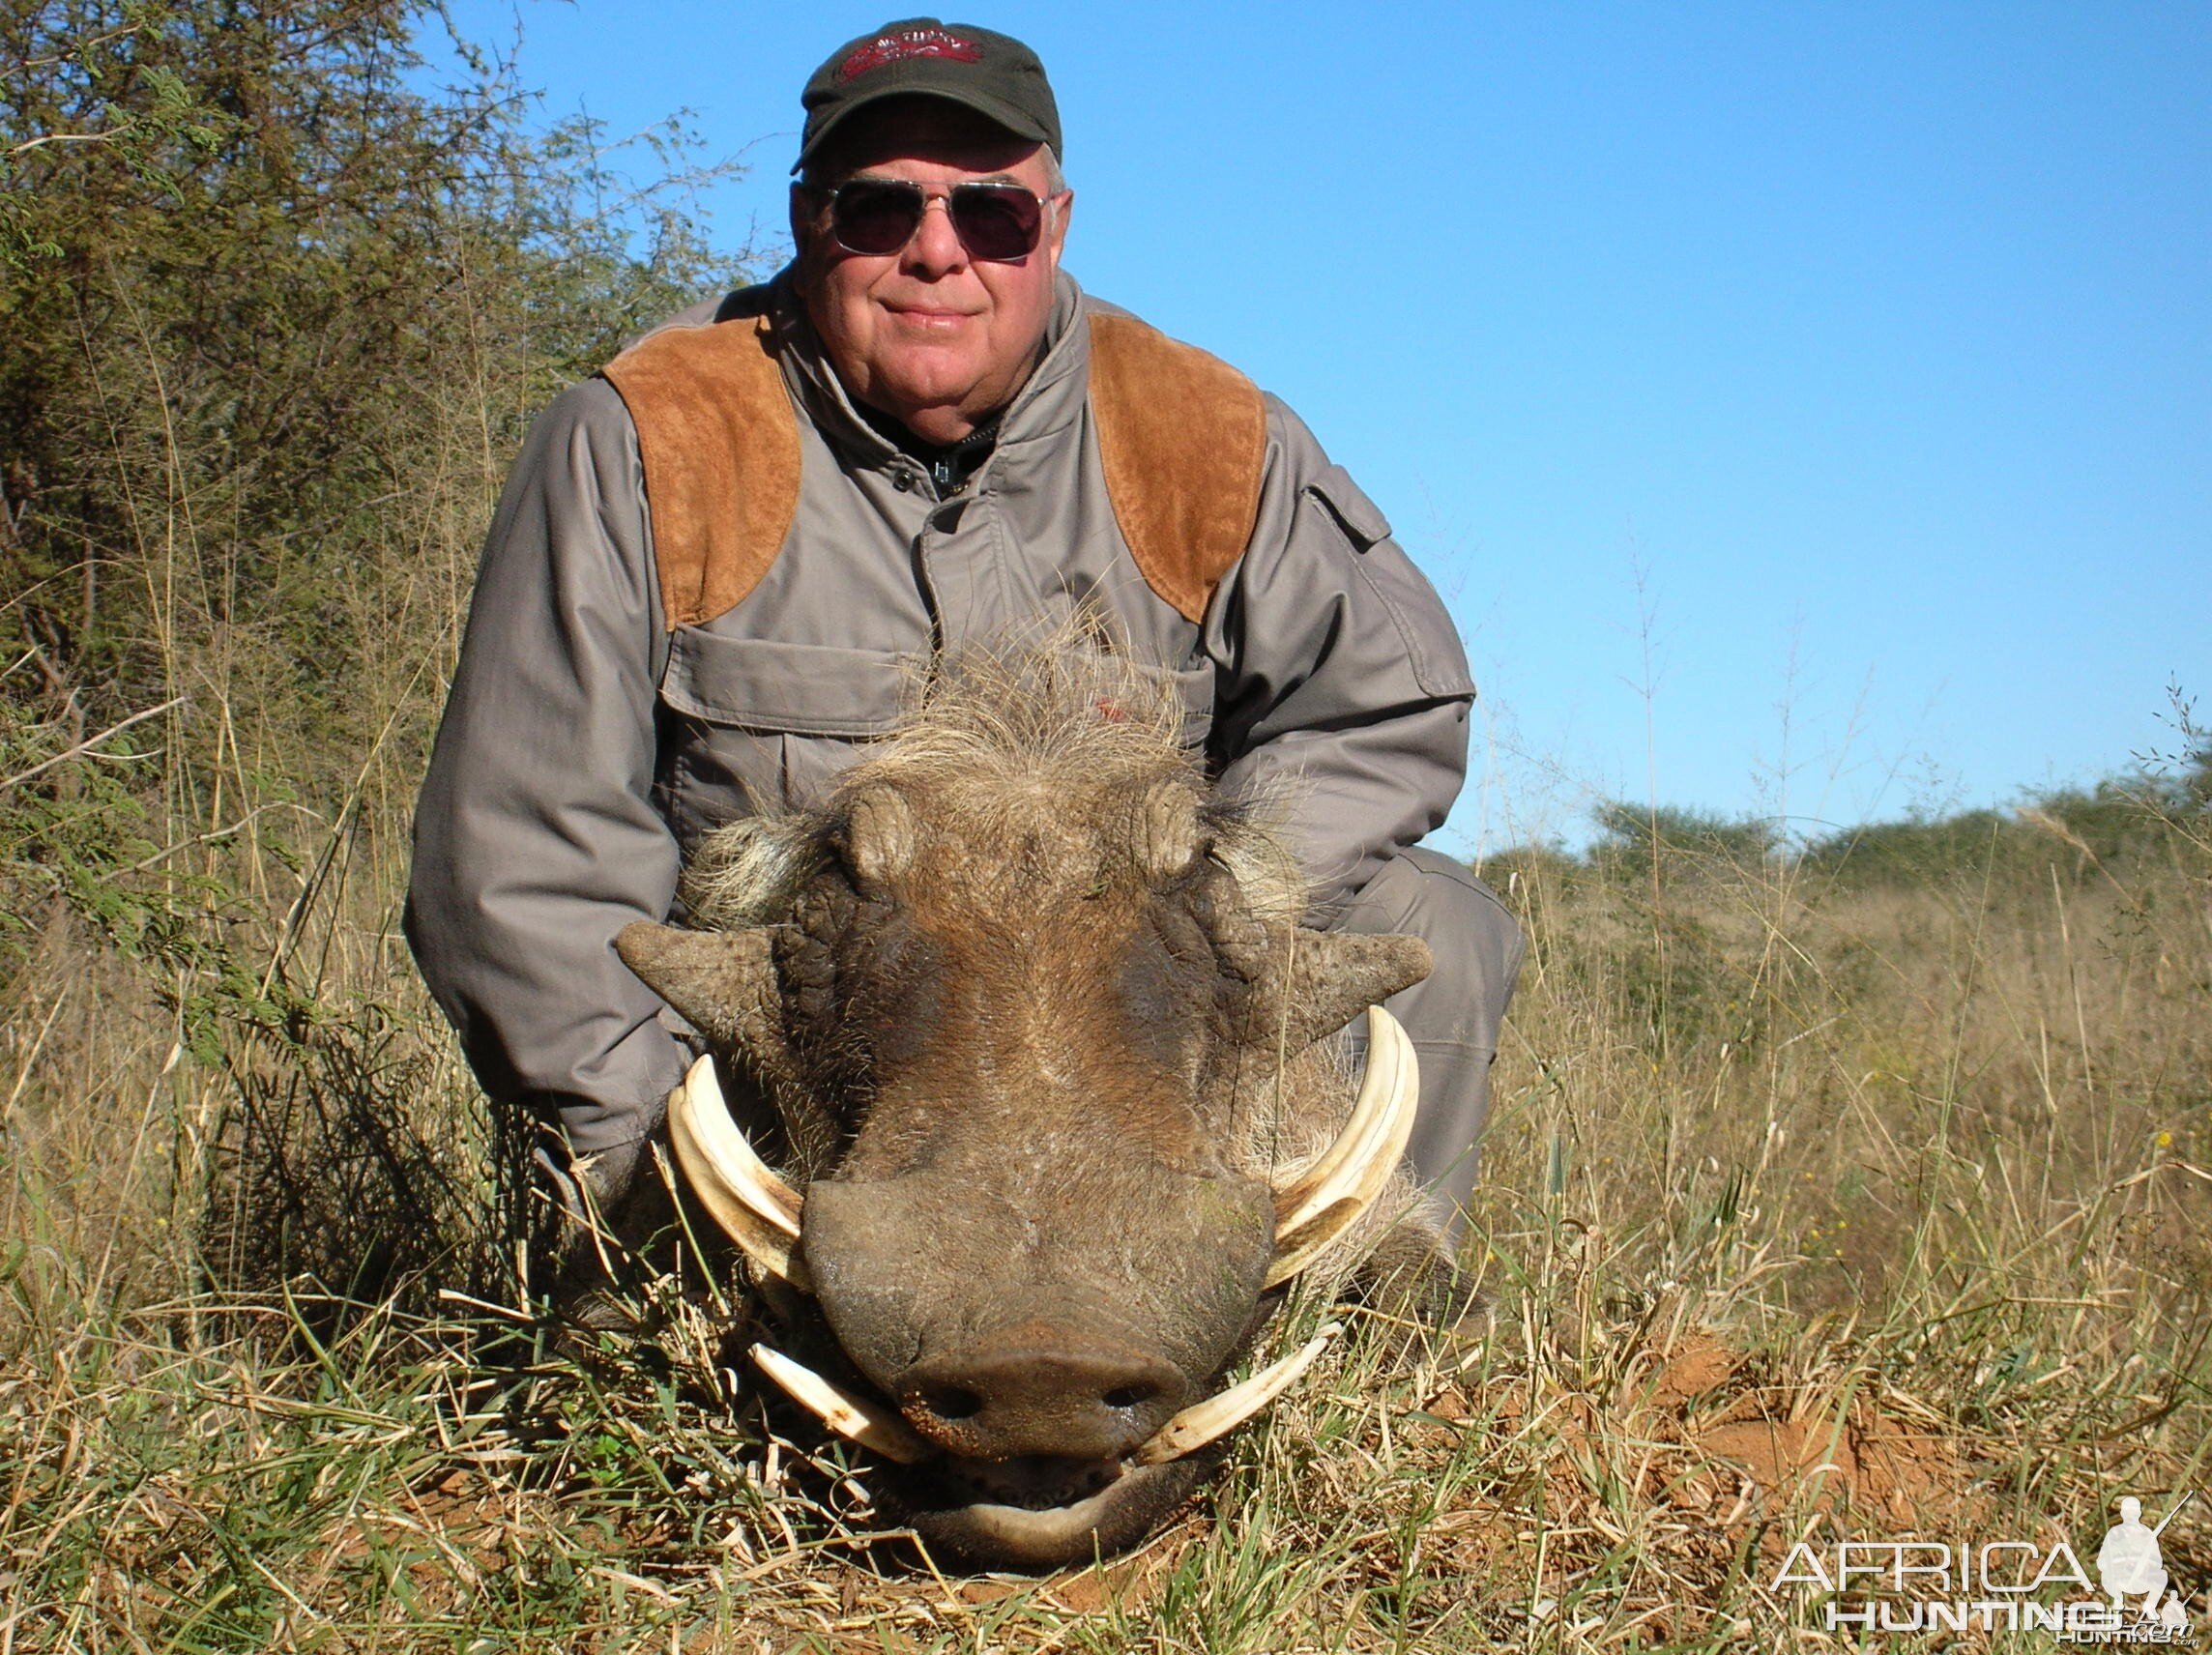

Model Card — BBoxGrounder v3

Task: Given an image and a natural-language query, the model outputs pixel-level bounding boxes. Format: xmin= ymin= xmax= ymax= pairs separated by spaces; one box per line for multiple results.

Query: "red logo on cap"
xmin=839 ymin=26 xmax=983 ymax=81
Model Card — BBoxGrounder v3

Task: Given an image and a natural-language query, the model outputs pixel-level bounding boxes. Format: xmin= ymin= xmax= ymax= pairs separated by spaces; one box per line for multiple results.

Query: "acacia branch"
xmin=6 ymin=132 xmax=127 ymax=159
xmin=0 ymin=695 xmax=186 ymax=794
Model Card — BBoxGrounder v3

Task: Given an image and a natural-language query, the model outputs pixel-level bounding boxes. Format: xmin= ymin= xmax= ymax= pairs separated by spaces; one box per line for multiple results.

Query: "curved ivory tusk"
xmin=1263 ymin=1007 xmax=1419 ymax=1288
xmin=667 ymin=1055 xmax=812 ymax=1292
xmin=1131 ymin=1323 xmax=1341 ymax=1466
xmin=751 ymin=1344 xmax=935 ymax=1465
xmin=1269 ymin=1005 xmax=1415 ymax=1233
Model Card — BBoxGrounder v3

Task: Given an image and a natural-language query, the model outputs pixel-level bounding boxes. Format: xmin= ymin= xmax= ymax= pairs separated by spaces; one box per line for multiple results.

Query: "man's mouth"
xmin=882 ymin=302 xmax=980 ymax=329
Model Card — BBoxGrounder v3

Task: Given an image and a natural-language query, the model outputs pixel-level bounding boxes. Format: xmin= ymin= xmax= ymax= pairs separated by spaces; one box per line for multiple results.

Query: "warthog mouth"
xmin=939 ymin=1453 xmax=1130 ymax=1510
xmin=901 ymin=1457 xmax=1198 ymax=1569
xmin=750 ymin=1329 xmax=1340 ymax=1568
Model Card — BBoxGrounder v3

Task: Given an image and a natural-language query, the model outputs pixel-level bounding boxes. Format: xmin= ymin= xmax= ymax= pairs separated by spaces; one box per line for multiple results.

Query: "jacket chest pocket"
xmin=1136 ymin=656 xmax=1217 ymax=749
xmin=656 ymin=633 xmax=916 ymax=843
xmin=655 ymin=633 xmax=1220 ymax=849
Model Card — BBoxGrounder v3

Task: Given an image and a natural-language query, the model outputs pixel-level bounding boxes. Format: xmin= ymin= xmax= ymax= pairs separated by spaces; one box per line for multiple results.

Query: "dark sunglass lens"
xmin=949 ymin=186 xmax=1043 ymax=260
xmin=830 ymin=181 xmax=923 ymax=255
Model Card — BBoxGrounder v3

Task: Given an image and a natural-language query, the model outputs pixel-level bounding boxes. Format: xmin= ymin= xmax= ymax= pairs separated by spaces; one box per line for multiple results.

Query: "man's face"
xmin=793 ymin=102 xmax=1072 ymax=445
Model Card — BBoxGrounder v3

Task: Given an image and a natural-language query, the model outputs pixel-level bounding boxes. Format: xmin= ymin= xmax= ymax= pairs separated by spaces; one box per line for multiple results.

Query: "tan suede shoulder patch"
xmin=601 ymin=316 xmax=801 ymax=630
xmin=1087 ymin=311 xmax=1267 ymax=624
xmin=600 ymin=310 xmax=1263 ymax=631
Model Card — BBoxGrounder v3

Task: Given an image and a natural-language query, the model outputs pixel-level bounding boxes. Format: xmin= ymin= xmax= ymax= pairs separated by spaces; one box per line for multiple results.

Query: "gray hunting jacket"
xmin=406 ymin=270 xmax=1476 ymax=1158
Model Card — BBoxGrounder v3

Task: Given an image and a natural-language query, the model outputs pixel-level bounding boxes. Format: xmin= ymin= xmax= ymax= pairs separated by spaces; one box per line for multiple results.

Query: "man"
xmin=406 ymin=18 xmax=1523 ymax=1305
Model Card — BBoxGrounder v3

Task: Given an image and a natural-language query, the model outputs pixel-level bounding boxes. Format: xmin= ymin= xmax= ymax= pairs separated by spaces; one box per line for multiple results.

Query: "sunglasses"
xmin=818 ymin=178 xmax=1050 ymax=262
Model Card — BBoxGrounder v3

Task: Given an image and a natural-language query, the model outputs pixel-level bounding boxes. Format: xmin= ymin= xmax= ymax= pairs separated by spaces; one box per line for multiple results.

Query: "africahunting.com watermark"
xmin=1765 ymin=1493 xmax=2199 ymax=1641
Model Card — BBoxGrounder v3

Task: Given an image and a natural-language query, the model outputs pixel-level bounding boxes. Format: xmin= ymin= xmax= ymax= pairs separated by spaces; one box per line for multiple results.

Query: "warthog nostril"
xmin=898 ymin=1321 xmax=1190 ymax=1461
xmin=918 ymin=1385 xmax=984 ymax=1423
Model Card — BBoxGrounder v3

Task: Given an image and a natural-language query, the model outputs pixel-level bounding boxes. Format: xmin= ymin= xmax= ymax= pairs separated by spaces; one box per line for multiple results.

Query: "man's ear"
xmin=789 ymin=183 xmax=819 ymax=258
xmin=1046 ymin=188 xmax=1073 ymax=271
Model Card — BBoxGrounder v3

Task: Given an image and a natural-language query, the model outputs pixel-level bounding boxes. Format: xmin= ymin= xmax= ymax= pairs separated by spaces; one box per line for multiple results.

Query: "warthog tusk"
xmin=1264 ymin=1006 xmax=1420 ymax=1289
xmin=1131 ymin=1323 xmax=1341 ymax=1466
xmin=668 ymin=1055 xmax=812 ymax=1292
xmin=751 ymin=1344 xmax=936 ymax=1465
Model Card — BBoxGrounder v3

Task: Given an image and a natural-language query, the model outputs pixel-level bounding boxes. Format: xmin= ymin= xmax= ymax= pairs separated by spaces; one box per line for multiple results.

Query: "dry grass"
xmin=11 ymin=15 xmax=2207 ymax=1637
xmin=4 ymin=727 xmax=2208 ymax=1651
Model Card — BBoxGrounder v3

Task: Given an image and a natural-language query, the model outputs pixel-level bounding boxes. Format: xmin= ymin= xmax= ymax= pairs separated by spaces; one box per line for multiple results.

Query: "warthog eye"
xmin=1181 ymin=865 xmax=1270 ymax=986
xmin=774 ymin=867 xmax=946 ymax=1102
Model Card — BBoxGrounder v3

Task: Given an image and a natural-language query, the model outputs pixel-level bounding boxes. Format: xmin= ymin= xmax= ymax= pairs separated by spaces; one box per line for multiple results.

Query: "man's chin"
xmin=866 ymin=366 xmax=997 ymax=440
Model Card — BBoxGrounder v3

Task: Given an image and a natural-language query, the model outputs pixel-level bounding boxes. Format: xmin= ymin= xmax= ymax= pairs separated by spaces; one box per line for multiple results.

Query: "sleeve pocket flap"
xmin=1306 ymin=465 xmax=1393 ymax=549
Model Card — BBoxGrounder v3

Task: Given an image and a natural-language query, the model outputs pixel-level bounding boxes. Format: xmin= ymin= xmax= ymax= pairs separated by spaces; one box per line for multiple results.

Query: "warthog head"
xmin=617 ymin=649 xmax=1441 ymax=1568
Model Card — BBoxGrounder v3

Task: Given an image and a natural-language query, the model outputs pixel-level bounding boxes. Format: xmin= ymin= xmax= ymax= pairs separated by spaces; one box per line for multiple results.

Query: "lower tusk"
xmin=1264 ymin=1007 xmax=1420 ymax=1289
xmin=668 ymin=1055 xmax=812 ymax=1292
xmin=751 ymin=1344 xmax=935 ymax=1465
xmin=1131 ymin=1323 xmax=1341 ymax=1466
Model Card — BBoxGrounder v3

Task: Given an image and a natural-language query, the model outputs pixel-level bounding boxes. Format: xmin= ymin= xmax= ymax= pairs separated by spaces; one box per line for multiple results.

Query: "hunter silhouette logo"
xmin=2098 ymin=1496 xmax=2193 ymax=1633
xmin=1765 ymin=1490 xmax=2199 ymax=1641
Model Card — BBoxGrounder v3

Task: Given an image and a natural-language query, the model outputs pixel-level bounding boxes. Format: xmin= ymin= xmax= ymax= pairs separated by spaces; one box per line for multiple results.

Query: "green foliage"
xmin=0 ymin=0 xmax=757 ymax=1321
xmin=0 ymin=0 xmax=753 ymax=955
xmin=1801 ymin=770 xmax=2209 ymax=892
xmin=1532 ymin=742 xmax=2212 ymax=905
xmin=0 ymin=0 xmax=746 ymax=722
xmin=0 ymin=4 xmax=243 ymax=268
xmin=1591 ymin=799 xmax=1781 ymax=872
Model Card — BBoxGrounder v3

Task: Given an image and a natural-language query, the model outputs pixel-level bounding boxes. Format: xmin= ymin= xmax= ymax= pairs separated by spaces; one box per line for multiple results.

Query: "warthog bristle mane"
xmin=682 ymin=635 xmax=1303 ymax=931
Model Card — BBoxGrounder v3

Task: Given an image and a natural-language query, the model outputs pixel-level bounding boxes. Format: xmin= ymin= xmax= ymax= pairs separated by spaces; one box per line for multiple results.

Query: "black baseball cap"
xmin=795 ymin=18 xmax=1062 ymax=175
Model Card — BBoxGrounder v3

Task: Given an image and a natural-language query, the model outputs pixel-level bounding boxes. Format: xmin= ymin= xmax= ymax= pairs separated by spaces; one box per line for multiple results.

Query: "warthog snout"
xmin=800 ymin=1157 xmax=1277 ymax=1464
xmin=897 ymin=1321 xmax=1190 ymax=1461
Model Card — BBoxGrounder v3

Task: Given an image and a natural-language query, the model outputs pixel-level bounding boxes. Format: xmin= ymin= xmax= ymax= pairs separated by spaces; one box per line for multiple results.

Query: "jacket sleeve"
xmin=1203 ymin=397 xmax=1474 ymax=920
xmin=404 ymin=377 xmax=688 ymax=1158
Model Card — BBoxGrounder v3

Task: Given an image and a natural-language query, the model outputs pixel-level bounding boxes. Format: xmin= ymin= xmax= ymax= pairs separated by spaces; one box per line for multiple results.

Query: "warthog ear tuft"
xmin=616 ymin=922 xmax=793 ymax=1076
xmin=1266 ymin=932 xmax=1434 ymax=1056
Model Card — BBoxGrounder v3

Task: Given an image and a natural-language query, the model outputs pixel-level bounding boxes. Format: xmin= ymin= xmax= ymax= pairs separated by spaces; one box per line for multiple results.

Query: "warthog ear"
xmin=616 ymin=921 xmax=793 ymax=1077
xmin=1135 ymin=777 xmax=1205 ymax=882
xmin=1267 ymin=932 xmax=1434 ymax=1056
xmin=835 ymin=784 xmax=917 ymax=894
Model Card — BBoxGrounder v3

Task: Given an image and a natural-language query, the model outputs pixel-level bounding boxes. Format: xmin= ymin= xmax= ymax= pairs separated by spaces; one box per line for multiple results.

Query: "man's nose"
xmin=900 ymin=196 xmax=969 ymax=277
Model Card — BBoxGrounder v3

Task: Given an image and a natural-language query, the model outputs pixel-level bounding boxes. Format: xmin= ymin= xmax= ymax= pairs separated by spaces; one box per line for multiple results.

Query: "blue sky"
xmin=433 ymin=2 xmax=2210 ymax=855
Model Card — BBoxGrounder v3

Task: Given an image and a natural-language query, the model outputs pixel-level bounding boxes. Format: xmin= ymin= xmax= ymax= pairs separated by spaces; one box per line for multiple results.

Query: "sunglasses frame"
xmin=812 ymin=177 xmax=1056 ymax=263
